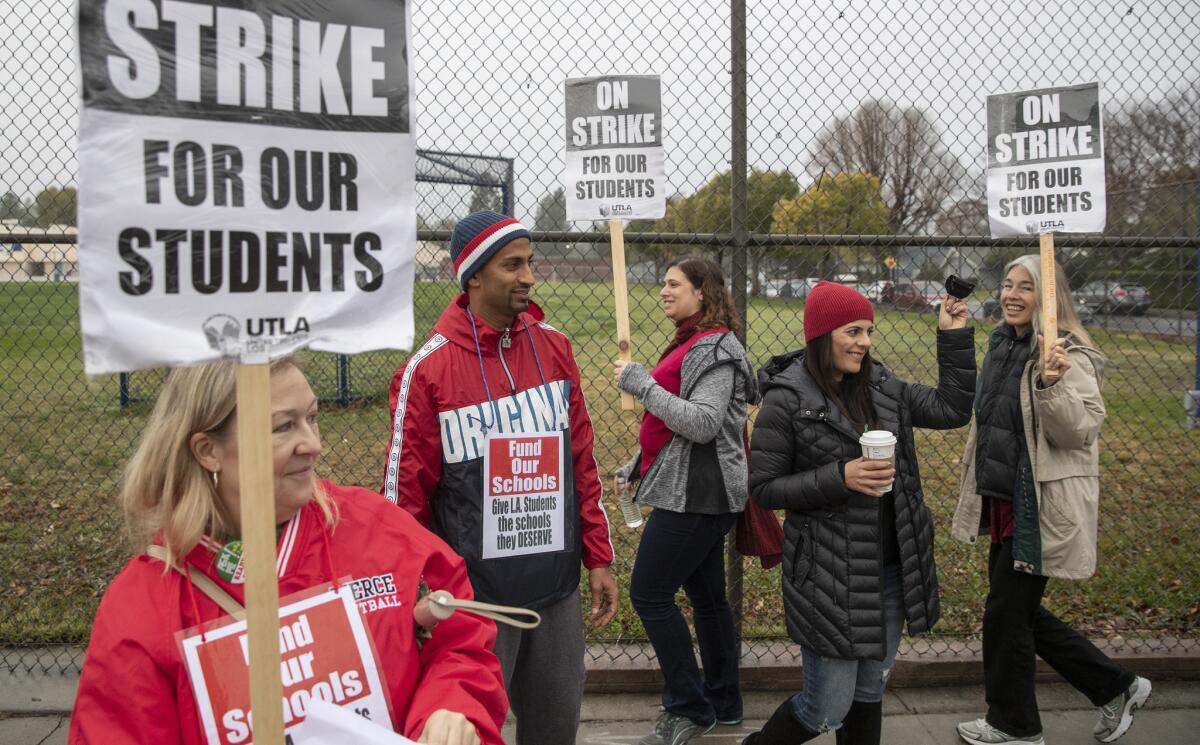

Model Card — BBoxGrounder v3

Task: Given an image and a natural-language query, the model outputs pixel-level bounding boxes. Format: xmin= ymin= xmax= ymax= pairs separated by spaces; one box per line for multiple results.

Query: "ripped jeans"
xmin=789 ymin=563 xmax=903 ymax=732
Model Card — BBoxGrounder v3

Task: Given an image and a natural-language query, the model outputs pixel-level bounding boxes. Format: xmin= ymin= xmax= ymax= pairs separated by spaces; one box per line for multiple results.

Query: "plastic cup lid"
xmin=859 ymin=430 xmax=897 ymax=446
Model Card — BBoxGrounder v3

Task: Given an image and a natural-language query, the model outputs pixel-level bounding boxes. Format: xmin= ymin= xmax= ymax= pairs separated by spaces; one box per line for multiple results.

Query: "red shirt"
xmin=638 ymin=329 xmax=725 ymax=478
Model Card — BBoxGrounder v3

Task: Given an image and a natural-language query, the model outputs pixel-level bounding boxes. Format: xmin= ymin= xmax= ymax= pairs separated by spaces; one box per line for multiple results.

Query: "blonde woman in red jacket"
xmin=70 ymin=356 xmax=507 ymax=745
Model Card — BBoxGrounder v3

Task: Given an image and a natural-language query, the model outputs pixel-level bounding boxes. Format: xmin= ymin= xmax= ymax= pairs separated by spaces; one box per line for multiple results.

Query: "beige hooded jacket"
xmin=952 ymin=339 xmax=1106 ymax=580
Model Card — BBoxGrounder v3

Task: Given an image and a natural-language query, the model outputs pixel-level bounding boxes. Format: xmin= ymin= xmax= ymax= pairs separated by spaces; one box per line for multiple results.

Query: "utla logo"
xmin=1026 ymin=219 xmax=1066 ymax=232
xmin=246 ymin=317 xmax=311 ymax=337
xmin=610 ymin=204 xmax=634 ymax=215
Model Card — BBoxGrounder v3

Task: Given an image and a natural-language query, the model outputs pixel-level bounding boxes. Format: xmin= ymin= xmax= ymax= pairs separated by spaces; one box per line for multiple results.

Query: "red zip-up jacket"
xmin=382 ymin=294 xmax=613 ymax=609
xmin=69 ymin=482 xmax=507 ymax=745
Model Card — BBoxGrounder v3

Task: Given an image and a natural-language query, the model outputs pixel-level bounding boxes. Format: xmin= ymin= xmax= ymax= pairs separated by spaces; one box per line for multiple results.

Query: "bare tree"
xmin=1105 ymin=83 xmax=1199 ymax=237
xmin=810 ymin=100 xmax=966 ymax=235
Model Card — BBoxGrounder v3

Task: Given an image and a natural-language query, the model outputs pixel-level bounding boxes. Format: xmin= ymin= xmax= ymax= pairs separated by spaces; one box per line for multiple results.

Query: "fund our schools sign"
xmin=564 ymin=75 xmax=666 ymax=221
xmin=77 ymin=0 xmax=417 ymax=374
xmin=180 ymin=585 xmax=394 ymax=745
xmin=986 ymin=82 xmax=1105 ymax=237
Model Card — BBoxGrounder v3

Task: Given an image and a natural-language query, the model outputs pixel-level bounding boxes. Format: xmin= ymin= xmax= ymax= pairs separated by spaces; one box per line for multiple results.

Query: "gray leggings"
xmin=492 ymin=588 xmax=586 ymax=745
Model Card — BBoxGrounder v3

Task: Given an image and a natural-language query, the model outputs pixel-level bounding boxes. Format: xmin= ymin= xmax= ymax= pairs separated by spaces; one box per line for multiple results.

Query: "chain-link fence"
xmin=3 ymin=0 xmax=1198 ymax=677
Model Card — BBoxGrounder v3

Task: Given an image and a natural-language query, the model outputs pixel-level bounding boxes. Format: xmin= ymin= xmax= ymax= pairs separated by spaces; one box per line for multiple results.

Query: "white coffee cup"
xmin=859 ymin=430 xmax=897 ymax=495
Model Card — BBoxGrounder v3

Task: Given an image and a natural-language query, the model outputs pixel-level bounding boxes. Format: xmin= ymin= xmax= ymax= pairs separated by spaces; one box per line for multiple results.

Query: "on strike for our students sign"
xmin=986 ymin=82 xmax=1105 ymax=237
xmin=564 ymin=75 xmax=666 ymax=221
xmin=77 ymin=0 xmax=417 ymax=374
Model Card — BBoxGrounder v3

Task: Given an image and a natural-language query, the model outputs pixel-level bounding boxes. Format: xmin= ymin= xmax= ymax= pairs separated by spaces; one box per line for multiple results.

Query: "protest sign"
xmin=78 ymin=4 xmax=416 ymax=742
xmin=564 ymin=75 xmax=665 ymax=221
xmin=564 ymin=75 xmax=665 ymax=410
xmin=986 ymin=82 xmax=1105 ymax=238
xmin=482 ymin=432 xmax=566 ymax=559
xmin=77 ymin=0 xmax=416 ymax=375
xmin=180 ymin=584 xmax=394 ymax=745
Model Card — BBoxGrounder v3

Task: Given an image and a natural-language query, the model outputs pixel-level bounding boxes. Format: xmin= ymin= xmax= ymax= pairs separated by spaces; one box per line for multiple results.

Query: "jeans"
xmin=983 ymin=540 xmax=1135 ymax=736
xmin=630 ymin=509 xmax=741 ymax=725
xmin=789 ymin=564 xmax=903 ymax=732
xmin=492 ymin=589 xmax=586 ymax=745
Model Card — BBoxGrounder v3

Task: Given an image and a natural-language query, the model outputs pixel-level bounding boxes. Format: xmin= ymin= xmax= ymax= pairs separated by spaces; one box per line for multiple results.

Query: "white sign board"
xmin=77 ymin=0 xmax=417 ymax=374
xmin=481 ymin=432 xmax=565 ymax=559
xmin=179 ymin=585 xmax=394 ymax=745
xmin=564 ymin=75 xmax=666 ymax=221
xmin=986 ymin=82 xmax=1105 ymax=237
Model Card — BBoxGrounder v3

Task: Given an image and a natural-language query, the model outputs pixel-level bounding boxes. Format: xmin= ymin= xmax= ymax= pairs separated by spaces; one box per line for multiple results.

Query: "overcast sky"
xmin=2 ymin=0 xmax=1197 ymax=226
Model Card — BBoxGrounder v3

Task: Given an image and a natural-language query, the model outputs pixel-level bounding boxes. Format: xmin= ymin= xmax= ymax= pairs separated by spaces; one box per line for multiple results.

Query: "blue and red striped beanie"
xmin=450 ymin=210 xmax=531 ymax=289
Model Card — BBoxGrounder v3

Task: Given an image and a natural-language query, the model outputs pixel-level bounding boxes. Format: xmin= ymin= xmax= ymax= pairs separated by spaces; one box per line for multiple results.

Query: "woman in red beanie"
xmin=743 ymin=281 xmax=975 ymax=745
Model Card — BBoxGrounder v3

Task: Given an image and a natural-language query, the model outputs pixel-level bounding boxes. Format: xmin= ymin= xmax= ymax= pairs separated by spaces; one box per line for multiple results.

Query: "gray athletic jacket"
xmin=616 ymin=332 xmax=758 ymax=514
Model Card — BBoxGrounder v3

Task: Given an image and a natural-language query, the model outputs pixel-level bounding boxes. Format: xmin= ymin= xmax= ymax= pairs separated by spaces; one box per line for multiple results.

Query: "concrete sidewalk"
xmin=2 ymin=682 xmax=1196 ymax=744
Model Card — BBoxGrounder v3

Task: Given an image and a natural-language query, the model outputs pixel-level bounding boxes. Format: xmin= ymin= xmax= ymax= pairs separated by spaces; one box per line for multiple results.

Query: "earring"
xmin=211 ymin=471 xmax=219 ymax=488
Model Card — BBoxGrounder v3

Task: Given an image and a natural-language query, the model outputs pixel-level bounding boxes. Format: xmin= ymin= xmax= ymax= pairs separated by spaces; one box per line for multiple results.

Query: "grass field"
xmin=2 ymin=279 xmax=1198 ymax=644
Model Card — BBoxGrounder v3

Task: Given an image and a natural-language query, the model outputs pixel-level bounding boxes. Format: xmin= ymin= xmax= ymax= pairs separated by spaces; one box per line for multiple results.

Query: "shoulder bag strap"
xmin=145 ymin=544 xmax=245 ymax=616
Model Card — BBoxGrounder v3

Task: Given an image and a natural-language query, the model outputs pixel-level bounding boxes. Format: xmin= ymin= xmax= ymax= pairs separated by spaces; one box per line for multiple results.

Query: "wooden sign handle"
xmin=608 ymin=219 xmax=635 ymax=412
xmin=236 ymin=363 xmax=286 ymax=744
xmin=1040 ymin=232 xmax=1058 ymax=363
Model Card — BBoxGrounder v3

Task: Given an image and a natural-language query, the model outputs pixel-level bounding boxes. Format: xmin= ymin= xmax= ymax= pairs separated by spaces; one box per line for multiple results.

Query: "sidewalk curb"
xmin=3 ymin=641 xmax=1198 ymax=713
xmin=582 ymin=640 xmax=1200 ymax=693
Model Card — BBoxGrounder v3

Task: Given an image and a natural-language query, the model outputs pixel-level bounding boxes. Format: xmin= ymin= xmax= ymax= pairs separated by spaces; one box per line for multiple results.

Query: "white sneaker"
xmin=1094 ymin=676 xmax=1152 ymax=742
xmin=957 ymin=717 xmax=1045 ymax=745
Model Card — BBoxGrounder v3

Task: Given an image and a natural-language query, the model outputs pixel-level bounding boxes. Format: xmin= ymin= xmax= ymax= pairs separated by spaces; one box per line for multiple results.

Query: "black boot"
xmin=835 ymin=700 xmax=883 ymax=745
xmin=742 ymin=700 xmax=820 ymax=745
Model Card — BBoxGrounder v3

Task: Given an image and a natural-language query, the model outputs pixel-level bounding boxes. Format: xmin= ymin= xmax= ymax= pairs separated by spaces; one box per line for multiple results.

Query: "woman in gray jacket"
xmin=614 ymin=256 xmax=756 ymax=745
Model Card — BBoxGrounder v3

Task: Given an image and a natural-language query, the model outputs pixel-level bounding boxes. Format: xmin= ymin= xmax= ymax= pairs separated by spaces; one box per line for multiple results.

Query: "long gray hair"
xmin=1002 ymin=254 xmax=1097 ymax=352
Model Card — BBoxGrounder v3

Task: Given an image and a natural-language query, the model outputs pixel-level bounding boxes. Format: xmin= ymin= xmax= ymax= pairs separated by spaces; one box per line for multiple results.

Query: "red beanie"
xmin=804 ymin=281 xmax=874 ymax=342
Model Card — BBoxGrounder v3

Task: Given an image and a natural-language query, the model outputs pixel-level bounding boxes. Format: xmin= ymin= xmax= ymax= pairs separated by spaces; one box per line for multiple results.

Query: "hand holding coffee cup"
xmin=844 ymin=458 xmax=895 ymax=497
xmin=853 ymin=430 xmax=898 ymax=496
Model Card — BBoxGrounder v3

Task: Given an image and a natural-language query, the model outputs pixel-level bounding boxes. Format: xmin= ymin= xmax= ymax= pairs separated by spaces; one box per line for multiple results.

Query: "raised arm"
xmin=904 ymin=327 xmax=977 ymax=430
xmin=619 ymin=361 xmax=735 ymax=444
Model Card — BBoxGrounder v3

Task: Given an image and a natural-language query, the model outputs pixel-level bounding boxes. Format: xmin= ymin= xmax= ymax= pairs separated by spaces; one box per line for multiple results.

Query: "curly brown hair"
xmin=666 ymin=256 xmax=743 ymax=336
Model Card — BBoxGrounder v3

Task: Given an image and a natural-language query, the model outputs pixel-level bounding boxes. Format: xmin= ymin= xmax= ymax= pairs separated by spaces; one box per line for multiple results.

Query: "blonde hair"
xmin=1002 ymin=255 xmax=1098 ymax=352
xmin=121 ymin=356 xmax=336 ymax=567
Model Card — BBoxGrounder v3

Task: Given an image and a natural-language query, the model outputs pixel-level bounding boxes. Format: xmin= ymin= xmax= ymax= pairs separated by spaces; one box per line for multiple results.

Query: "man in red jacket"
xmin=382 ymin=210 xmax=618 ymax=745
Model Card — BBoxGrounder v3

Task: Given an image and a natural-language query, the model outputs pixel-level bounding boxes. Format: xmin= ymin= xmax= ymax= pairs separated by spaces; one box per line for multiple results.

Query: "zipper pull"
xmin=501 ymin=328 xmax=511 ymax=348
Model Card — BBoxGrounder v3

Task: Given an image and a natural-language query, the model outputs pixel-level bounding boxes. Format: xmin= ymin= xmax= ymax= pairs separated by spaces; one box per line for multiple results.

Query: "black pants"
xmin=630 ymin=509 xmax=741 ymax=725
xmin=983 ymin=540 xmax=1135 ymax=736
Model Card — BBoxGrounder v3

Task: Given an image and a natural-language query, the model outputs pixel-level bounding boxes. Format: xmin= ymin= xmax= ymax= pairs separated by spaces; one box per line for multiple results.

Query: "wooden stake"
xmin=1040 ymin=232 xmax=1058 ymax=363
xmin=236 ymin=363 xmax=285 ymax=745
xmin=608 ymin=219 xmax=635 ymax=411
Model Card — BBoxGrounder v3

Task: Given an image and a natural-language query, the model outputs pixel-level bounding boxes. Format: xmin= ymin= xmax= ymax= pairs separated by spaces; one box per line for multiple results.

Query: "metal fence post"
xmin=503 ymin=161 xmax=515 ymax=217
xmin=119 ymin=372 xmax=130 ymax=409
xmin=337 ymin=354 xmax=352 ymax=408
xmin=727 ymin=0 xmax=748 ymax=646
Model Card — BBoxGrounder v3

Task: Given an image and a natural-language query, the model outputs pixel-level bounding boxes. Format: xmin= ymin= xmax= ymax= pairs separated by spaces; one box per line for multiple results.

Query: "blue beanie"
xmin=450 ymin=211 xmax=531 ymax=289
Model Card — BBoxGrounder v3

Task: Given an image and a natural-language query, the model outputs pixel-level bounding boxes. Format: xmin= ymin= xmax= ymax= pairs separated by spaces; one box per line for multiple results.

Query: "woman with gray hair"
xmin=70 ymin=356 xmax=507 ymax=745
xmin=952 ymin=256 xmax=1150 ymax=745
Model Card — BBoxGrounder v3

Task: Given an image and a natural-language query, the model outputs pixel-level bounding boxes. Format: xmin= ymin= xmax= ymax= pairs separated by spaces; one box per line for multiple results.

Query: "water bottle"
xmin=615 ymin=475 xmax=643 ymax=528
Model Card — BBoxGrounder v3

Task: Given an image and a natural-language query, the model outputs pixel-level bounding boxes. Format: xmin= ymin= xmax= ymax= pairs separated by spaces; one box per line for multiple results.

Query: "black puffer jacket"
xmin=750 ymin=328 xmax=976 ymax=660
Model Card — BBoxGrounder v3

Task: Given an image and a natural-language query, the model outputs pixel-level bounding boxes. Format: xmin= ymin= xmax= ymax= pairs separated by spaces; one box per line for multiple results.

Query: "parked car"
xmin=865 ymin=280 xmax=893 ymax=303
xmin=763 ymin=277 xmax=818 ymax=299
xmin=887 ymin=281 xmax=943 ymax=312
xmin=1075 ymin=280 xmax=1153 ymax=315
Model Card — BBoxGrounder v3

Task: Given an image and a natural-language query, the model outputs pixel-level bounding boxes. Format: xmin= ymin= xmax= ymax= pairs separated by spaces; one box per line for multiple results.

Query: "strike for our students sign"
xmin=77 ymin=0 xmax=417 ymax=374
xmin=564 ymin=75 xmax=666 ymax=221
xmin=986 ymin=82 xmax=1105 ymax=237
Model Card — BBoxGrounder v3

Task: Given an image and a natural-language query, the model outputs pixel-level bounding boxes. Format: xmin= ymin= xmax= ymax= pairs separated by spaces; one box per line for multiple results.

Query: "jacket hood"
xmin=432 ymin=293 xmax=546 ymax=354
xmin=690 ymin=330 xmax=760 ymax=405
